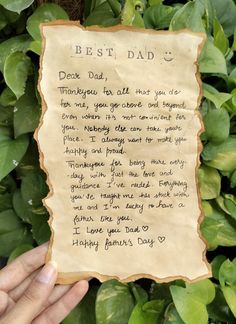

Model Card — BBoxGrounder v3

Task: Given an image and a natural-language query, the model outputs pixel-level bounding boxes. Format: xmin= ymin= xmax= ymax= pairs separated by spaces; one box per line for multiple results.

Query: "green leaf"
xmin=169 ymin=2 xmax=205 ymax=32
xmin=203 ymin=137 xmax=236 ymax=172
xmin=211 ymin=255 xmax=227 ymax=280
xmin=170 ymin=286 xmax=208 ymax=324
xmin=199 ymin=40 xmax=228 ymax=75
xmin=142 ymin=299 xmax=164 ymax=312
xmin=198 ymin=165 xmax=221 ymax=199
xmin=107 ymin=0 xmax=121 ymax=17
xmin=85 ymin=2 xmax=121 ymax=27
xmin=203 ymin=83 xmax=232 ymax=109
xmin=232 ymin=88 xmax=236 ymax=105
xmin=228 ymin=66 xmax=236 ymax=86
xmin=0 ymin=209 xmax=22 ymax=234
xmin=4 ymin=51 xmax=32 ymax=99
xmin=14 ymin=81 xmax=41 ymax=138
xmin=219 ymin=259 xmax=236 ymax=287
xmin=0 ymin=174 xmax=16 ymax=194
xmin=0 ymin=126 xmax=12 ymax=142
xmin=0 ymin=87 xmax=17 ymax=107
xmin=128 ymin=300 xmax=164 ymax=324
xmin=195 ymin=0 xmax=215 ymax=33
xmin=219 ymin=259 xmax=236 ymax=317
xmin=0 ymin=192 xmax=12 ymax=212
xmin=28 ymin=40 xmax=41 ymax=55
xmin=207 ymin=287 xmax=235 ymax=323
xmin=0 ymin=227 xmax=33 ymax=257
xmin=201 ymin=202 xmax=236 ymax=249
xmin=0 ymin=0 xmax=34 ymax=14
xmin=122 ymin=0 xmax=145 ymax=28
xmin=0 ymin=7 xmax=12 ymax=30
xmin=13 ymin=187 xmax=50 ymax=244
xmin=129 ymin=283 xmax=148 ymax=304
xmin=21 ymin=172 xmax=48 ymax=207
xmin=210 ymin=0 xmax=236 ymax=37
xmin=0 ymin=5 xmax=19 ymax=31
xmin=223 ymin=194 xmax=236 ymax=220
xmin=170 ymin=280 xmax=215 ymax=324
xmin=150 ymin=283 xmax=172 ymax=305
xmin=163 ymin=304 xmax=184 ymax=324
xmin=149 ymin=0 xmax=163 ymax=6
xmin=144 ymin=4 xmax=178 ymax=29
xmin=7 ymin=244 xmax=33 ymax=264
xmin=232 ymin=30 xmax=236 ymax=51
xmin=26 ymin=3 xmax=69 ymax=41
xmin=13 ymin=11 xmax=29 ymax=34
xmin=230 ymin=169 xmax=236 ymax=188
xmin=213 ymin=18 xmax=229 ymax=55
xmin=15 ymin=139 xmax=40 ymax=178
xmin=0 ymin=209 xmax=33 ymax=256
xmin=203 ymin=108 xmax=230 ymax=144
xmin=30 ymin=213 xmax=50 ymax=244
xmin=221 ymin=286 xmax=236 ymax=317
xmin=184 ymin=280 xmax=215 ymax=305
xmin=13 ymin=189 xmax=34 ymax=223
xmin=62 ymin=286 xmax=98 ymax=324
xmin=96 ymin=280 xmax=135 ymax=324
xmin=30 ymin=205 xmax=48 ymax=215
xmin=0 ymin=108 xmax=13 ymax=127
xmin=0 ymin=134 xmax=29 ymax=181
xmin=0 ymin=34 xmax=31 ymax=72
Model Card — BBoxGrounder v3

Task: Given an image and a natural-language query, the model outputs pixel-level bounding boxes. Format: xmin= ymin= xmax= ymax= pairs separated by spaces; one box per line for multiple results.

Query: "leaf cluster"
xmin=0 ymin=1 xmax=69 ymax=257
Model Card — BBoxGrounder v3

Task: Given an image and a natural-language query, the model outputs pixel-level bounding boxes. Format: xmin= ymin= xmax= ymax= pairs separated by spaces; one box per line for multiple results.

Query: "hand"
xmin=0 ymin=243 xmax=89 ymax=323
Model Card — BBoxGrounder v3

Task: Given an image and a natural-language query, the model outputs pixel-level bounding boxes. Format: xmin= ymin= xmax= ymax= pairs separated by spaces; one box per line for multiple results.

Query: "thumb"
xmin=2 ymin=261 xmax=57 ymax=324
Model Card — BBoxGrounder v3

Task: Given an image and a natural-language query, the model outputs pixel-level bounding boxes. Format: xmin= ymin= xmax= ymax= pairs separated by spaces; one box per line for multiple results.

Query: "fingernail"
xmin=36 ymin=261 xmax=57 ymax=284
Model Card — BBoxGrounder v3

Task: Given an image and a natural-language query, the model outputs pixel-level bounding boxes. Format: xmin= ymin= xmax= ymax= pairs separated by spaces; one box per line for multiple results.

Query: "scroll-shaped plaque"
xmin=36 ymin=22 xmax=211 ymax=283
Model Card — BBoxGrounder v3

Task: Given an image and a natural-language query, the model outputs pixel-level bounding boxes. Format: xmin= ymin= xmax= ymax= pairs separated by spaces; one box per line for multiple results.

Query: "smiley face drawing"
xmin=163 ymin=51 xmax=174 ymax=62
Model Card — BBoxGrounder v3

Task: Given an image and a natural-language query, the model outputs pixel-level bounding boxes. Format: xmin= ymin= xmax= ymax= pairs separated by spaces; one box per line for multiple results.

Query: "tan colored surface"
xmin=35 ymin=21 xmax=211 ymax=284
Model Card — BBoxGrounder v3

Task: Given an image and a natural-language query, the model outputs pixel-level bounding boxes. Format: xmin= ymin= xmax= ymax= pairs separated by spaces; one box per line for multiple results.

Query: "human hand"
xmin=0 ymin=243 xmax=89 ymax=323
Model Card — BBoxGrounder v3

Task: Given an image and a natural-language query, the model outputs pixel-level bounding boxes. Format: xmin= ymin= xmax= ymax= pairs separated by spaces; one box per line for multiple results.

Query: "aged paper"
xmin=36 ymin=22 xmax=211 ymax=284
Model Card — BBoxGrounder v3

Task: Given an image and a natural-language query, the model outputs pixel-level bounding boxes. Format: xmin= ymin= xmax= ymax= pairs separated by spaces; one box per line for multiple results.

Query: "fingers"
xmin=0 ymin=243 xmax=48 ymax=292
xmin=0 ymin=294 xmax=15 ymax=316
xmin=9 ymin=272 xmax=71 ymax=307
xmin=33 ymin=280 xmax=89 ymax=324
xmin=9 ymin=269 xmax=40 ymax=301
xmin=45 ymin=284 xmax=72 ymax=308
xmin=1 ymin=261 xmax=57 ymax=324
xmin=0 ymin=291 xmax=8 ymax=315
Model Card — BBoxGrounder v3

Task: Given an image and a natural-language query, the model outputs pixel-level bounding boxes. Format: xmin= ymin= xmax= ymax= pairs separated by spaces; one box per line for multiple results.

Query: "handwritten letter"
xmin=36 ymin=23 xmax=211 ymax=283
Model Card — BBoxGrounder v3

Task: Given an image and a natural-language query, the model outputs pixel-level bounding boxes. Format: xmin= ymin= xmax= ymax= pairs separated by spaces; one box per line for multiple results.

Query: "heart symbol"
xmin=158 ymin=236 xmax=165 ymax=243
xmin=142 ymin=226 xmax=149 ymax=232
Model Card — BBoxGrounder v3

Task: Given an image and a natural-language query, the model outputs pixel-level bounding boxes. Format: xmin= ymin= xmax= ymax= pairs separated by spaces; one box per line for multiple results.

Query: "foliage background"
xmin=0 ymin=0 xmax=236 ymax=323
